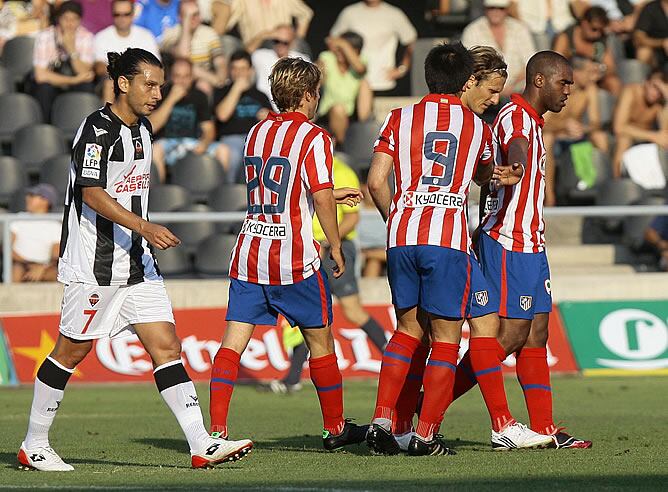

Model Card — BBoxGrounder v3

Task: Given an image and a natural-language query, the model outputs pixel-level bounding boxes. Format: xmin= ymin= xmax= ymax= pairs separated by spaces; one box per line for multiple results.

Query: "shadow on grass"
xmin=1 ymin=451 xmax=192 ymax=470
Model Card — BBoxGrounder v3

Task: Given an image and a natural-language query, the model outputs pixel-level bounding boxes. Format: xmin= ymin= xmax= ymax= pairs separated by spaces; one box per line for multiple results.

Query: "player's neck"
xmin=521 ymin=91 xmax=547 ymax=117
xmin=110 ymin=100 xmax=140 ymax=126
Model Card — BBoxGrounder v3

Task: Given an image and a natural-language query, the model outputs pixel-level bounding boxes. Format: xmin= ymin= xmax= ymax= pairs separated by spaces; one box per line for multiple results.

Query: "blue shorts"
xmin=387 ymin=245 xmax=496 ymax=319
xmin=226 ymin=270 xmax=333 ymax=328
xmin=477 ymin=233 xmax=552 ymax=320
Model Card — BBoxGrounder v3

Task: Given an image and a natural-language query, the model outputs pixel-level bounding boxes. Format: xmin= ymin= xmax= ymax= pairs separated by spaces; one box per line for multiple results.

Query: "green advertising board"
xmin=560 ymin=300 xmax=668 ymax=376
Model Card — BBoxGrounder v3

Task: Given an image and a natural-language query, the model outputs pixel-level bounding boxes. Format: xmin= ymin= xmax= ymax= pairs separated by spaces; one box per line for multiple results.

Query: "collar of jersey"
xmin=268 ymin=111 xmax=309 ymax=122
xmin=103 ymin=103 xmax=142 ymax=128
xmin=510 ymin=94 xmax=545 ymax=127
xmin=421 ymin=93 xmax=463 ymax=106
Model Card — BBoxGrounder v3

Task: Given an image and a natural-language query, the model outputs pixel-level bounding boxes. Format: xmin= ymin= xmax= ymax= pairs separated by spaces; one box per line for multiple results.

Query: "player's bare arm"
xmin=333 ymin=187 xmax=363 ymax=207
xmin=81 ymin=187 xmax=180 ymax=250
xmin=312 ymin=188 xmax=345 ymax=278
xmin=367 ymin=152 xmax=394 ymax=222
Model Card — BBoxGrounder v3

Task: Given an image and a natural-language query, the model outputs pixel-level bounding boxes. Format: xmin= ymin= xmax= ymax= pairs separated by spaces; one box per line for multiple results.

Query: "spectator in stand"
xmin=199 ymin=0 xmax=231 ymax=36
xmin=31 ymin=0 xmax=95 ymax=122
xmin=0 ymin=0 xmax=18 ymax=54
xmin=79 ymin=0 xmax=113 ymax=34
xmin=11 ymin=184 xmax=61 ymax=283
xmin=462 ymin=0 xmax=536 ymax=97
xmin=543 ymin=57 xmax=610 ymax=205
xmin=161 ymin=0 xmax=226 ymax=94
xmin=330 ymin=0 xmax=417 ymax=96
xmin=587 ymin=0 xmax=645 ymax=34
xmin=634 ymin=0 xmax=668 ymax=68
xmin=553 ymin=6 xmax=623 ymax=95
xmin=225 ymin=0 xmax=313 ymax=52
xmin=94 ymin=0 xmax=160 ymax=102
xmin=149 ymin=58 xmax=222 ymax=182
xmin=317 ymin=32 xmax=373 ymax=146
xmin=645 ymin=206 xmax=668 ymax=271
xmin=134 ymin=0 xmax=179 ymax=42
xmin=213 ymin=50 xmax=271 ymax=183
xmin=511 ymin=0 xmax=576 ymax=51
xmin=252 ymin=24 xmax=309 ymax=107
xmin=612 ymin=66 xmax=668 ymax=178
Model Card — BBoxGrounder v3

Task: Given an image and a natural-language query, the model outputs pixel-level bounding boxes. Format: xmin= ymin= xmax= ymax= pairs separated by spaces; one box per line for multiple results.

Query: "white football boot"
xmin=394 ymin=431 xmax=416 ymax=452
xmin=191 ymin=436 xmax=253 ymax=468
xmin=491 ymin=422 xmax=553 ymax=450
xmin=17 ymin=442 xmax=74 ymax=471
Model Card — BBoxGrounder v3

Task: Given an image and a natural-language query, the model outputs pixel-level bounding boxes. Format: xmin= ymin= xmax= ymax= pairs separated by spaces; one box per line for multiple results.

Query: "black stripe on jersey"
xmin=59 ymin=183 xmax=74 ymax=258
xmin=93 ymin=215 xmax=115 ymax=286
xmin=128 ymin=195 xmax=145 ymax=285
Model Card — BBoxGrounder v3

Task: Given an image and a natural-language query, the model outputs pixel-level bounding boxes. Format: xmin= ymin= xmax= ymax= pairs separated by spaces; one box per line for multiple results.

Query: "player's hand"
xmin=492 ymin=163 xmax=524 ymax=186
xmin=333 ymin=187 xmax=363 ymax=207
xmin=329 ymin=245 xmax=346 ymax=279
xmin=138 ymin=221 xmax=181 ymax=250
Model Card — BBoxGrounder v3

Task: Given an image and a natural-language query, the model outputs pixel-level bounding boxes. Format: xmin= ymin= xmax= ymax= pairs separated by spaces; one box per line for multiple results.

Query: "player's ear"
xmin=463 ymin=75 xmax=476 ymax=92
xmin=118 ymin=75 xmax=130 ymax=94
xmin=534 ymin=73 xmax=545 ymax=89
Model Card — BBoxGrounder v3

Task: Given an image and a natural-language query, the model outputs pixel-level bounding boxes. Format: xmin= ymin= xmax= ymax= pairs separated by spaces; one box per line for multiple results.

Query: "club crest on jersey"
xmin=475 ymin=290 xmax=489 ymax=306
xmin=519 ymin=295 xmax=533 ymax=311
xmin=133 ymin=136 xmax=144 ymax=159
xmin=88 ymin=293 xmax=100 ymax=307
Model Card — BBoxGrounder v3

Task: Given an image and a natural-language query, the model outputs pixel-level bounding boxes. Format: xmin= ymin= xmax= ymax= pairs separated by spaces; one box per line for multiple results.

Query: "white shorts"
xmin=59 ymin=280 xmax=175 ymax=340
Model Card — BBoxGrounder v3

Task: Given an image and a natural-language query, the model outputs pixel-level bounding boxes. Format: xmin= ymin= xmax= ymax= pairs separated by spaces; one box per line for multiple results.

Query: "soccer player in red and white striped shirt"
xmin=473 ymin=51 xmax=591 ymax=449
xmin=208 ymin=57 xmax=368 ymax=452
xmin=365 ymin=43 xmax=548 ymax=456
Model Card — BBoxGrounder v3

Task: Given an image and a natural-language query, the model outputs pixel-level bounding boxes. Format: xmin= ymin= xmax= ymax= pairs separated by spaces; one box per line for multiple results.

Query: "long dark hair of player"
xmin=107 ymin=48 xmax=163 ymax=97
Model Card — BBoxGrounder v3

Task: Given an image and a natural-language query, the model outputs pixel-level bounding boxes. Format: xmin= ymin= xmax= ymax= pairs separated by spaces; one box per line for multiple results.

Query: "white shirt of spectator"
xmin=514 ymin=0 xmax=575 ymax=35
xmin=11 ymin=219 xmax=61 ymax=264
xmin=330 ymin=1 xmax=417 ymax=92
xmin=252 ymin=48 xmax=311 ymax=111
xmin=94 ymin=24 xmax=161 ymax=63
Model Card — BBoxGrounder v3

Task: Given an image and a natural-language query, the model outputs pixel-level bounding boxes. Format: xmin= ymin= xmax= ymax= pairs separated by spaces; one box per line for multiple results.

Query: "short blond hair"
xmin=469 ymin=46 xmax=508 ymax=84
xmin=269 ymin=57 xmax=321 ymax=112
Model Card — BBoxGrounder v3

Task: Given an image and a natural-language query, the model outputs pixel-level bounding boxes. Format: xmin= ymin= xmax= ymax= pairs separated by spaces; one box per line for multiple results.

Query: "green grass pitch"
xmin=0 ymin=377 xmax=665 ymax=491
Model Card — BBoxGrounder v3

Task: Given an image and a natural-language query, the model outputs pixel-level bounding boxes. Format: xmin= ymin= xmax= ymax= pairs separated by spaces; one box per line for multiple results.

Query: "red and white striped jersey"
xmin=374 ymin=94 xmax=492 ymax=252
xmin=229 ymin=111 xmax=334 ymax=285
xmin=482 ymin=94 xmax=547 ymax=253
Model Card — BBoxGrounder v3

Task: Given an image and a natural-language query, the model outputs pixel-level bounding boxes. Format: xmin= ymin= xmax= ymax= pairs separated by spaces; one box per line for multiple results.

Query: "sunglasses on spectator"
xmin=113 ymin=11 xmax=133 ymax=17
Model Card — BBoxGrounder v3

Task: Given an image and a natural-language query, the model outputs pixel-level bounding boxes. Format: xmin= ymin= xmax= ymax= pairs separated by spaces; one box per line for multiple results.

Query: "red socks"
xmin=392 ymin=343 xmax=429 ymax=435
xmin=453 ymin=338 xmax=507 ymax=401
xmin=309 ymin=353 xmax=345 ymax=436
xmin=469 ymin=337 xmax=515 ymax=431
xmin=516 ymin=347 xmax=555 ymax=434
xmin=372 ymin=331 xmax=421 ymax=422
xmin=209 ymin=347 xmax=241 ymax=437
xmin=416 ymin=341 xmax=459 ymax=440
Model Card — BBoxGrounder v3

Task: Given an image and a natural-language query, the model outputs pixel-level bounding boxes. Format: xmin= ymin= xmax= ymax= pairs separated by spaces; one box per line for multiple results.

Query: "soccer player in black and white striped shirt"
xmin=17 ymin=48 xmax=253 ymax=471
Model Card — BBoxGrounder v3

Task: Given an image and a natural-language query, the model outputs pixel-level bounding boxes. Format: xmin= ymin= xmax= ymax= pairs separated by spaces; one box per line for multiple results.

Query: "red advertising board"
xmin=1 ymin=305 xmax=577 ymax=384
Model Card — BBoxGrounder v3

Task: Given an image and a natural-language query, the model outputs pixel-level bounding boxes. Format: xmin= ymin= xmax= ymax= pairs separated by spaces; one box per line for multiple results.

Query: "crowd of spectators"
xmin=0 ymin=0 xmax=666 ymax=280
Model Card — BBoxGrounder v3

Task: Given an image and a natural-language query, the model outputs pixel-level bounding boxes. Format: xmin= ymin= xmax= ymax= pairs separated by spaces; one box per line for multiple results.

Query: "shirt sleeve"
xmin=33 ymin=29 xmax=51 ymax=69
xmin=394 ymin=8 xmax=417 ymax=45
xmin=329 ymin=6 xmax=351 ymax=36
xmin=72 ymin=124 xmax=111 ymax=187
xmin=302 ymin=131 xmax=334 ymax=193
xmin=498 ymin=108 xmax=531 ymax=154
xmin=373 ymin=110 xmax=399 ymax=159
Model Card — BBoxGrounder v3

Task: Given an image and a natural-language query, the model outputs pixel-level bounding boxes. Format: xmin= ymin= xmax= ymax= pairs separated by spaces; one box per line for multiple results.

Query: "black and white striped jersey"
xmin=58 ymin=103 xmax=161 ymax=286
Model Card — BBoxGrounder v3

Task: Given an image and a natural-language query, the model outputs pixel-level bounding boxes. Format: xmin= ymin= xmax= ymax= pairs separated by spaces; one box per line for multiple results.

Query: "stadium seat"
xmin=0 ymin=36 xmax=35 ymax=84
xmin=171 ymin=153 xmax=223 ymax=201
xmin=12 ymin=124 xmax=67 ymax=172
xmin=618 ymin=59 xmax=651 ymax=85
xmin=51 ymin=92 xmax=103 ymax=140
xmin=208 ymin=184 xmax=247 ymax=212
xmin=153 ymin=246 xmax=192 ymax=278
xmin=623 ymin=196 xmax=666 ymax=251
xmin=39 ymin=154 xmax=71 ymax=197
xmin=194 ymin=233 xmax=238 ymax=277
xmin=597 ymin=90 xmax=616 ymax=129
xmin=167 ymin=204 xmax=216 ymax=254
xmin=8 ymin=188 xmax=25 ymax=212
xmin=597 ymin=178 xmax=645 ymax=231
xmin=342 ymin=121 xmax=380 ymax=171
xmin=0 ymin=66 xmax=14 ymax=95
xmin=149 ymin=184 xmax=192 ymax=212
xmin=0 ymin=157 xmax=26 ymax=207
xmin=0 ymin=93 xmax=43 ymax=142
